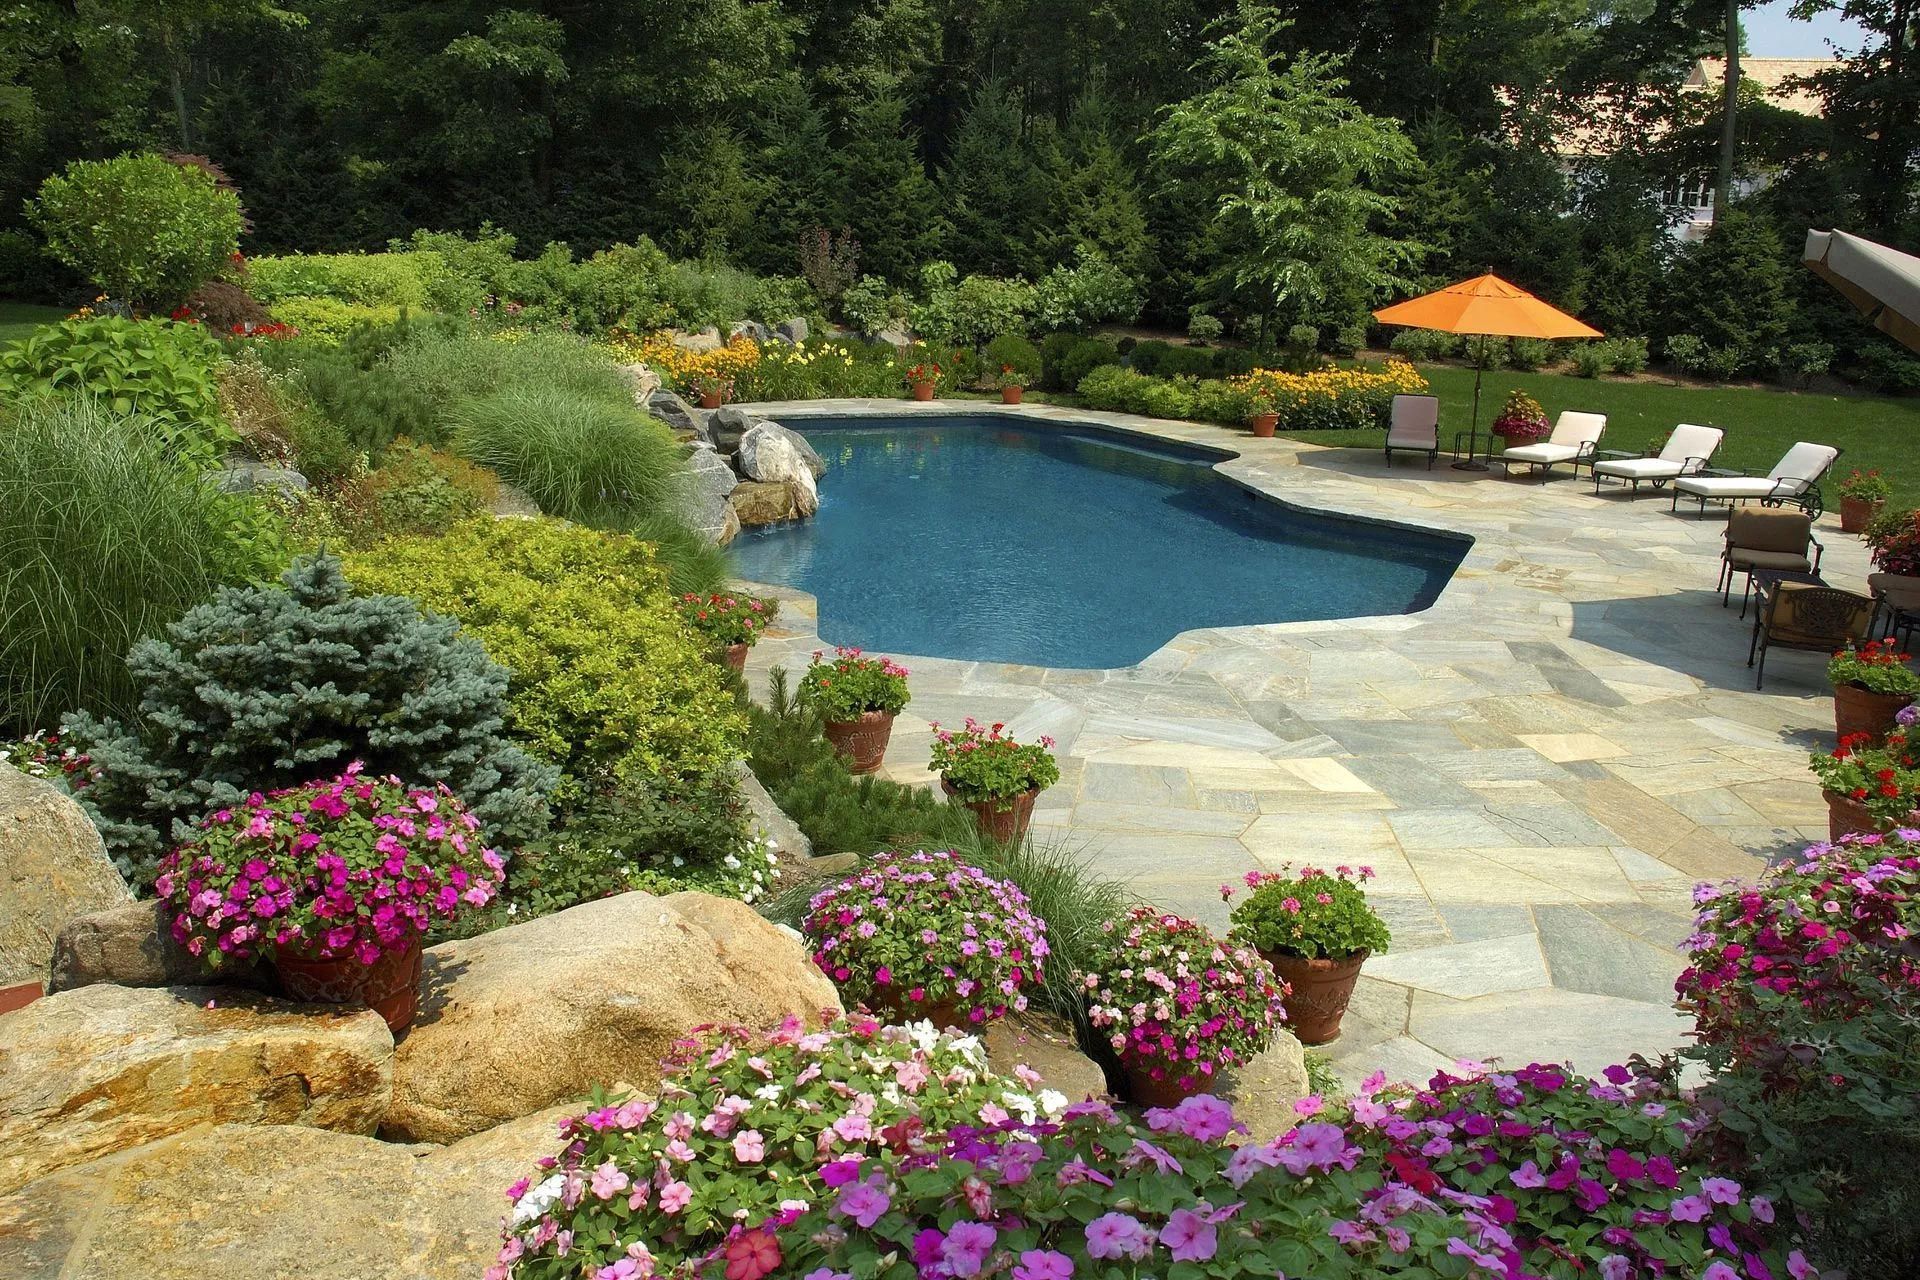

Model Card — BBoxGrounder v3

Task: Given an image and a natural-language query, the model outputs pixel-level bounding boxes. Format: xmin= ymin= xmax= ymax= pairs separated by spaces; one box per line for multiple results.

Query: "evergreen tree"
xmin=1052 ymin=92 xmax=1156 ymax=281
xmin=836 ymin=94 xmax=945 ymax=282
xmin=943 ymin=79 xmax=1051 ymax=276
xmin=742 ymin=80 xmax=843 ymax=275
xmin=1661 ymin=210 xmax=1794 ymax=374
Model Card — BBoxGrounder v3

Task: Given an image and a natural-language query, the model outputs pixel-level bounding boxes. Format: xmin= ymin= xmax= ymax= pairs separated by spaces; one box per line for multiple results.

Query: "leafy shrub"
xmin=1662 ymin=211 xmax=1794 ymax=378
xmin=29 ymin=154 xmax=242 ymax=308
xmin=1045 ymin=336 xmax=1117 ymax=392
xmin=0 ymin=399 xmax=284 ymax=736
xmin=1330 ymin=322 xmax=1367 ymax=357
xmin=1187 ymin=311 xmax=1224 ymax=342
xmin=1127 ymin=338 xmax=1175 ymax=376
xmin=802 ymin=849 xmax=1050 ymax=1022
xmin=273 ymin=342 xmax=441 ymax=460
xmin=1572 ymin=344 xmax=1607 ymax=378
xmin=245 ymin=251 xmax=437 ymax=308
xmin=283 ymin=440 xmax=499 ymax=550
xmin=841 ymin=274 xmax=907 ymax=334
xmin=345 ymin=519 xmax=741 ymax=802
xmin=1189 ymin=377 xmax=1253 ymax=425
xmin=981 ymin=332 xmax=1043 ymax=385
xmin=1664 ymin=333 xmax=1710 ymax=374
xmin=911 ymin=263 xmax=1036 ymax=346
xmin=1774 ymin=341 xmax=1833 ymax=388
xmin=494 ymin=1018 xmax=1041 ymax=1278
xmin=1078 ymin=365 xmax=1190 ymax=419
xmin=181 ymin=281 xmax=272 ymax=332
xmin=1855 ymin=342 xmax=1920 ymax=394
xmin=1463 ymin=334 xmax=1508 ymax=370
xmin=1030 ymin=248 xmax=1143 ymax=333
xmin=62 ymin=555 xmax=555 ymax=882
xmin=1507 ymin=337 xmax=1554 ymax=371
xmin=157 ymin=770 xmax=502 ymax=968
xmin=265 ymin=297 xmax=405 ymax=342
xmin=449 ymin=385 xmax=685 ymax=528
xmin=762 ymin=1060 xmax=1810 ymax=1280
xmin=1679 ymin=832 xmax=1920 ymax=1275
xmin=0 ymin=315 xmax=229 ymax=455
xmin=1603 ymin=335 xmax=1650 ymax=374
xmin=1387 ymin=328 xmax=1461 ymax=361
xmin=1226 ymin=865 xmax=1391 ymax=959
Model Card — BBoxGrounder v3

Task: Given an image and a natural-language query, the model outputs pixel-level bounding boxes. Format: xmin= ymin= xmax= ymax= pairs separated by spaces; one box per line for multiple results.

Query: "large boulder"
xmin=677 ymin=444 xmax=742 ymax=546
xmin=646 ymin=389 xmax=709 ymax=444
xmin=382 ymin=890 xmax=840 ymax=1143
xmin=709 ymin=404 xmax=757 ymax=455
xmin=983 ymin=1012 xmax=1109 ymax=1103
xmin=874 ymin=324 xmax=914 ymax=349
xmin=669 ymin=326 xmax=722 ymax=354
xmin=734 ymin=762 xmax=811 ymax=861
xmin=774 ymin=316 xmax=809 ymax=345
xmin=730 ymin=319 xmax=770 ymax=344
xmin=46 ymin=899 xmax=268 ymax=995
xmin=0 ymin=984 xmax=392 ymax=1195
xmin=0 ymin=1111 xmax=567 ymax=1280
xmin=0 ymin=764 xmax=131 ymax=990
xmin=736 ymin=426 xmax=821 ymax=517
xmin=614 ymin=362 xmax=661 ymax=404
xmin=217 ymin=457 xmax=309 ymax=496
xmin=730 ymin=480 xmax=802 ymax=527
xmin=1227 ymin=1030 xmax=1312 ymax=1143
xmin=740 ymin=420 xmax=825 ymax=480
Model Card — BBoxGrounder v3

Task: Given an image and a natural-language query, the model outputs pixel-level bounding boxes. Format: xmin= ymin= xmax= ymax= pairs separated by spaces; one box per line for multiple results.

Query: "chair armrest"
xmin=1680 ymin=456 xmax=1710 ymax=475
xmin=1811 ymin=535 xmax=1824 ymax=573
xmin=1768 ymin=476 xmax=1811 ymax=499
xmin=1574 ymin=441 xmax=1598 ymax=460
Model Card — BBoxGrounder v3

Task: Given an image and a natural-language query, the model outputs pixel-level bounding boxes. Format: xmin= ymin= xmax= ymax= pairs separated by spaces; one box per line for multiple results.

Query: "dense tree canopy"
xmin=0 ymin=0 xmax=1914 ymax=370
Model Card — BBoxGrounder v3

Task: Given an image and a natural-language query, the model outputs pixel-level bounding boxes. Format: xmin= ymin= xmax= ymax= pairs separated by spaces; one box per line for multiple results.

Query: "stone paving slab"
xmin=739 ymin=399 xmax=1865 ymax=1088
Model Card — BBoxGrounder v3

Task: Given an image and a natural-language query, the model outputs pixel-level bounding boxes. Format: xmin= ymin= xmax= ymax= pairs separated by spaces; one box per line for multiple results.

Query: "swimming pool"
xmin=729 ymin=414 xmax=1469 ymax=669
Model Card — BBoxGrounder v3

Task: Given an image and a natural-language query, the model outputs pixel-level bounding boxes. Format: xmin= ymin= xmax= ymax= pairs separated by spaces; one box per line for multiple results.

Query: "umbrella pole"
xmin=1451 ymin=361 xmax=1490 ymax=472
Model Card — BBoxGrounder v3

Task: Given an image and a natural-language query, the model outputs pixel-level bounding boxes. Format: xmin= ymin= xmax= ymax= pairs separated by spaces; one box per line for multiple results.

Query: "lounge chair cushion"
xmin=1387 ymin=395 xmax=1439 ymax=448
xmin=1727 ymin=548 xmax=1813 ymax=572
xmin=1661 ymin=423 xmax=1724 ymax=466
xmin=1501 ymin=442 xmax=1581 ymax=464
xmin=1592 ymin=456 xmax=1684 ymax=480
xmin=1767 ymin=442 xmax=1840 ymax=487
xmin=1673 ymin=475 xmax=1786 ymax=499
xmin=1869 ymin=572 xmax=1920 ymax=612
xmin=1726 ymin=508 xmax=1813 ymax=554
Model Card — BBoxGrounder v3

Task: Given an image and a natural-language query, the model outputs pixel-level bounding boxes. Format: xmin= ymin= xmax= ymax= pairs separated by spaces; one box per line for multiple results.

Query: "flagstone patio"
xmin=740 ymin=399 xmax=1866 ymax=1087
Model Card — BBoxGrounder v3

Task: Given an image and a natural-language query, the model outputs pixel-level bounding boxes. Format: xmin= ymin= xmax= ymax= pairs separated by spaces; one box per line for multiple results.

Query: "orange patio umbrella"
xmin=1373 ymin=274 xmax=1602 ymax=471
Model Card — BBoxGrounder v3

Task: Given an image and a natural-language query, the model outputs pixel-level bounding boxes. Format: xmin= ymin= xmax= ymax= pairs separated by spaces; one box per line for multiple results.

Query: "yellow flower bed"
xmin=1230 ymin=360 xmax=1429 ymax=431
xmin=603 ymin=331 xmax=761 ymax=392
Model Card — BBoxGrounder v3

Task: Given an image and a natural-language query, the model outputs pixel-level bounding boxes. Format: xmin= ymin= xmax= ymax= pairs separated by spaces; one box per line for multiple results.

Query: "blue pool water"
xmin=730 ymin=415 xmax=1468 ymax=669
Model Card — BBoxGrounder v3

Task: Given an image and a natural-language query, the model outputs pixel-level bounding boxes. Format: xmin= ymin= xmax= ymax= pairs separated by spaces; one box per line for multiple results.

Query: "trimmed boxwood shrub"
xmin=29 ymin=154 xmax=242 ymax=308
xmin=344 ymin=518 xmax=745 ymax=801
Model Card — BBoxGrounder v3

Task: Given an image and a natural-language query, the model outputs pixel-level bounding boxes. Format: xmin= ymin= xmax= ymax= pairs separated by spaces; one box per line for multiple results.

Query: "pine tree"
xmin=742 ymin=80 xmax=844 ymax=275
xmin=943 ymin=79 xmax=1052 ymax=277
xmin=1053 ymin=92 xmax=1156 ymax=280
xmin=836 ymin=95 xmax=945 ymax=282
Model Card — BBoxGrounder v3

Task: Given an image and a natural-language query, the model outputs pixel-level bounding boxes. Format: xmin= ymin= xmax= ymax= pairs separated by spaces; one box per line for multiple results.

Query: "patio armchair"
xmin=1719 ymin=507 xmax=1823 ymax=613
xmin=1669 ymin=441 xmax=1841 ymax=518
xmin=1590 ymin=423 xmax=1724 ymax=495
xmin=1868 ymin=572 xmax=1920 ymax=647
xmin=1384 ymin=394 xmax=1440 ymax=469
xmin=1498 ymin=411 xmax=1607 ymax=481
xmin=1748 ymin=582 xmax=1874 ymax=689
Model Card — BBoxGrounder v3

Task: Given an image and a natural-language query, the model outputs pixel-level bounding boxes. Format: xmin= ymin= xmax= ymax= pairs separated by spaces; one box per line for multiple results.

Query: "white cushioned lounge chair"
xmin=1591 ymin=423 xmax=1724 ymax=495
xmin=1384 ymin=394 xmax=1440 ymax=469
xmin=1499 ymin=411 xmax=1606 ymax=481
xmin=1669 ymin=441 xmax=1841 ymax=518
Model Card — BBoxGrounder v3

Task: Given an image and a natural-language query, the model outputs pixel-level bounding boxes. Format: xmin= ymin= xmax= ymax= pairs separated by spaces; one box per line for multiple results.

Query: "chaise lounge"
xmin=1384 ymin=394 xmax=1440 ymax=469
xmin=1669 ymin=441 xmax=1840 ymax=518
xmin=1591 ymin=423 xmax=1724 ymax=496
xmin=1498 ymin=411 xmax=1606 ymax=481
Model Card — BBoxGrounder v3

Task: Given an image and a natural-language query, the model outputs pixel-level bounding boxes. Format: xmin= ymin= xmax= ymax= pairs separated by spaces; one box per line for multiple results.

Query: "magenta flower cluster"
xmin=1081 ymin=906 xmax=1287 ymax=1088
xmin=155 ymin=764 xmax=503 ymax=967
xmin=762 ymin=1062 xmax=1816 ymax=1280
xmin=803 ymin=850 xmax=1050 ymax=1023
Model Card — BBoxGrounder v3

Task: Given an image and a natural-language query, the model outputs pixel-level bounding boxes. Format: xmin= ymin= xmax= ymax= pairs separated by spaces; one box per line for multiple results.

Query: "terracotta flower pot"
xmin=1261 ymin=948 xmax=1368 ymax=1045
xmin=910 ymin=380 xmax=936 ymax=402
xmin=1824 ymin=790 xmax=1885 ymax=843
xmin=1834 ymin=681 xmax=1912 ymax=745
xmin=698 ymin=388 xmax=725 ymax=409
xmin=1841 ymin=495 xmax=1885 ymax=534
xmin=274 ymin=934 xmax=425 ymax=1035
xmin=873 ymin=993 xmax=970 ymax=1030
xmin=823 ymin=709 xmax=895 ymax=775
xmin=941 ymin=779 xmax=1039 ymax=843
xmin=1001 ymin=385 xmax=1024 ymax=405
xmin=721 ymin=642 xmax=749 ymax=674
xmin=1249 ymin=412 xmax=1278 ymax=438
xmin=1123 ymin=1063 xmax=1207 ymax=1109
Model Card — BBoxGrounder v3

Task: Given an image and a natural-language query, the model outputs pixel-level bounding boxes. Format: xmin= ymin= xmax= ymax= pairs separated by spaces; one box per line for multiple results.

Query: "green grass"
xmin=1286 ymin=362 xmax=1920 ymax=507
xmin=0 ymin=301 xmax=64 ymax=345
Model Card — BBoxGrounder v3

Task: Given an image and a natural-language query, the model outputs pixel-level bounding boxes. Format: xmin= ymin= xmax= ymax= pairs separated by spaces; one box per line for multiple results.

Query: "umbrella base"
xmin=1451 ymin=459 xmax=1490 ymax=472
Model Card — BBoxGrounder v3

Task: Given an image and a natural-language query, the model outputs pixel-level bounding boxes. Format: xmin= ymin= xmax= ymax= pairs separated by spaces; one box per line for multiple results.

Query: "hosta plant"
xmin=491 ymin=1015 xmax=1068 ymax=1279
xmin=155 ymin=766 xmax=503 ymax=966
xmin=750 ymin=1061 xmax=1811 ymax=1280
xmin=928 ymin=718 xmax=1060 ymax=808
xmin=801 ymin=849 xmax=1050 ymax=1023
xmin=1224 ymin=865 xmax=1392 ymax=960
xmin=798 ymin=647 xmax=911 ymax=721
xmin=1083 ymin=907 xmax=1286 ymax=1090
xmin=677 ymin=592 xmax=776 ymax=650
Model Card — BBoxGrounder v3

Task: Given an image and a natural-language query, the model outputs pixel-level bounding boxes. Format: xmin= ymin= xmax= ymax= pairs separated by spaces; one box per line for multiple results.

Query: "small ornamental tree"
xmin=63 ymin=554 xmax=557 ymax=883
xmin=30 ymin=154 xmax=243 ymax=309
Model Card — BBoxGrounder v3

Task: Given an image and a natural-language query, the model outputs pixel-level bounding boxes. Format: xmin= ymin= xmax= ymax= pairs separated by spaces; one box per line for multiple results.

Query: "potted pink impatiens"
xmin=155 ymin=766 xmax=503 ymax=1033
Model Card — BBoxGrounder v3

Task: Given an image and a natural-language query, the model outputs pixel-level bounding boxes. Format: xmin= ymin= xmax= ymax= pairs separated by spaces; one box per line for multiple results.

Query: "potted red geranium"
xmin=1829 ymin=640 xmax=1920 ymax=744
xmin=677 ymin=592 xmax=776 ymax=673
xmin=905 ymin=361 xmax=941 ymax=402
xmin=1223 ymin=865 xmax=1390 ymax=1044
xmin=992 ymin=363 xmax=1030 ymax=405
xmin=799 ymin=647 xmax=911 ymax=774
xmin=155 ymin=766 xmax=503 ymax=1033
xmin=1810 ymin=721 xmax=1920 ymax=841
xmin=929 ymin=718 xmax=1060 ymax=842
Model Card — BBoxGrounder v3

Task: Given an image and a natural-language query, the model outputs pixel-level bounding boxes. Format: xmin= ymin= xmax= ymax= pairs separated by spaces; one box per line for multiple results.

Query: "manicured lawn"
xmin=1289 ymin=361 xmax=1920 ymax=508
xmin=0 ymin=301 xmax=63 ymax=345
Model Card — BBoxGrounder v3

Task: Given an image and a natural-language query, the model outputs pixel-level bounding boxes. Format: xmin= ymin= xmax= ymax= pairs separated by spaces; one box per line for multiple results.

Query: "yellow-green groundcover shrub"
xmin=345 ymin=517 xmax=744 ymax=798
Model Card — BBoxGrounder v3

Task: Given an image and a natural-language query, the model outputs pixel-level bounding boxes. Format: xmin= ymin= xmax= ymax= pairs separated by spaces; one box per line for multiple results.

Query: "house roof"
xmin=1526 ymin=56 xmax=1837 ymax=159
xmin=1685 ymin=58 xmax=1835 ymax=117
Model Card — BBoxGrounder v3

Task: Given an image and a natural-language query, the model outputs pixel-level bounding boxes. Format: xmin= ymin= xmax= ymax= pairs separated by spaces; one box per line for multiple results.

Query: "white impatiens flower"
xmin=511 ymin=1173 xmax=567 ymax=1226
xmin=1000 ymin=1090 xmax=1042 ymax=1125
xmin=1038 ymin=1089 xmax=1069 ymax=1117
xmin=753 ymin=1083 xmax=783 ymax=1101
xmin=948 ymin=1034 xmax=987 ymax=1068
xmin=905 ymin=1020 xmax=942 ymax=1052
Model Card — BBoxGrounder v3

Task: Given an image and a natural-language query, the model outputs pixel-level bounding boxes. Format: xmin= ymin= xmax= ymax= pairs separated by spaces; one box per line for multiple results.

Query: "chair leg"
xmin=1755 ymin=636 xmax=1768 ymax=690
xmin=1748 ymin=618 xmax=1762 ymax=666
xmin=1739 ymin=574 xmax=1754 ymax=619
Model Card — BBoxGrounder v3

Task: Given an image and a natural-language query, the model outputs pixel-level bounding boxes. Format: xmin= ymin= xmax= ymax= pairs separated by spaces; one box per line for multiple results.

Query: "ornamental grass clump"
xmin=928 ymin=718 xmax=1060 ymax=809
xmin=1083 ymin=907 xmax=1286 ymax=1091
xmin=801 ymin=849 xmax=1051 ymax=1024
xmin=491 ymin=1015 xmax=1066 ymax=1280
xmin=156 ymin=767 xmax=502 ymax=967
xmin=1224 ymin=865 xmax=1391 ymax=961
xmin=755 ymin=1060 xmax=1810 ymax=1280
xmin=798 ymin=647 xmax=911 ymax=721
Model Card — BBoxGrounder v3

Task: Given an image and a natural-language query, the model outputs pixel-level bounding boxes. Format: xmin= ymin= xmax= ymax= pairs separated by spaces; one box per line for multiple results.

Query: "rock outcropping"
xmin=0 ymin=764 xmax=131 ymax=991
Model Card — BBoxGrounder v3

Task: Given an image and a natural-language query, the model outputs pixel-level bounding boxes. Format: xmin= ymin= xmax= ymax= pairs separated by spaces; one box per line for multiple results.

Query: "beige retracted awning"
xmin=1804 ymin=229 xmax=1920 ymax=355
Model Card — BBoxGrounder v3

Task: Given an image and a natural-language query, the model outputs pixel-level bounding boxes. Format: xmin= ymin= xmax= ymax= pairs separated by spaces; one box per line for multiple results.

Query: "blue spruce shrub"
xmin=63 ymin=554 xmax=557 ymax=883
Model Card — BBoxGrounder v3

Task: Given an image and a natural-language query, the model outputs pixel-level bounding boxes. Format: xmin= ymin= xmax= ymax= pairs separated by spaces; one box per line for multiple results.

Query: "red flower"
xmin=723 ymin=1228 xmax=781 ymax=1280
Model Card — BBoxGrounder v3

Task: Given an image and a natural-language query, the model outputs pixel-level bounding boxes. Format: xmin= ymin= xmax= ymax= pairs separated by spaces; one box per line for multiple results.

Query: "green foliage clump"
xmin=279 ymin=440 xmax=499 ymax=551
xmin=1662 ymin=212 xmax=1794 ymax=379
xmin=245 ymin=251 xmax=438 ymax=308
xmin=981 ymin=332 xmax=1042 ymax=384
xmin=62 ymin=555 xmax=556 ymax=882
xmin=1388 ymin=329 xmax=1462 ymax=361
xmin=1030 ymin=249 xmax=1143 ymax=332
xmin=1043 ymin=334 xmax=1119 ymax=392
xmin=29 ymin=155 xmax=242 ymax=308
xmin=910 ymin=263 xmax=1036 ymax=346
xmin=1599 ymin=336 xmax=1650 ymax=375
xmin=344 ymin=518 xmax=744 ymax=800
xmin=1187 ymin=312 xmax=1225 ymax=342
xmin=1506 ymin=338 xmax=1554 ymax=371
xmin=1076 ymin=365 xmax=1204 ymax=420
xmin=0 ymin=316 xmax=229 ymax=455
xmin=840 ymin=275 xmax=908 ymax=334
xmin=1572 ymin=344 xmax=1607 ymax=378
xmin=266 ymin=297 xmax=406 ymax=342
xmin=0 ymin=399 xmax=285 ymax=735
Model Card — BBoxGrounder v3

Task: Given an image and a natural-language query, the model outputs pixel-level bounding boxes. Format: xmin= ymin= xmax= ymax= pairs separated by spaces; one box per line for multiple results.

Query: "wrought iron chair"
xmin=1749 ymin=583 xmax=1874 ymax=689
xmin=1719 ymin=508 xmax=1823 ymax=614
